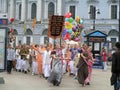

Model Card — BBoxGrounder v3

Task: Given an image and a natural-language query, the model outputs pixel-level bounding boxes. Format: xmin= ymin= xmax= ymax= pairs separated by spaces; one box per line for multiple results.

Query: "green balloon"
xmin=69 ymin=17 xmax=74 ymax=23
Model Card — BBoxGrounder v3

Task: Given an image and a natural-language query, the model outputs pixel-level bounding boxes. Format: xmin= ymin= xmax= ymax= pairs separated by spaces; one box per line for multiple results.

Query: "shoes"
xmin=7 ymin=72 xmax=11 ymax=74
xmin=24 ymin=71 xmax=27 ymax=74
xmin=45 ymin=77 xmax=48 ymax=80
xmin=82 ymin=84 xmax=85 ymax=87
xmin=32 ymin=73 xmax=34 ymax=76
xmin=86 ymin=82 xmax=90 ymax=85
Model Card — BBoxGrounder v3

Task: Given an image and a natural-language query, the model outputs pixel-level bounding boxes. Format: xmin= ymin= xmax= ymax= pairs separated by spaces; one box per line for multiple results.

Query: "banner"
xmin=48 ymin=15 xmax=65 ymax=39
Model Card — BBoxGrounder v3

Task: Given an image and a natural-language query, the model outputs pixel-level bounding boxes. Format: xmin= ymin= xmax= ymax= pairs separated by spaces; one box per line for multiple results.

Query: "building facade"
xmin=0 ymin=0 xmax=119 ymax=48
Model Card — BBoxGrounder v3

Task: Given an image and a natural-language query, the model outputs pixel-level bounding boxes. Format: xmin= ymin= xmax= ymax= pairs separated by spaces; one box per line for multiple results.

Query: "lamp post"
xmin=89 ymin=6 xmax=100 ymax=30
xmin=118 ymin=0 xmax=120 ymax=42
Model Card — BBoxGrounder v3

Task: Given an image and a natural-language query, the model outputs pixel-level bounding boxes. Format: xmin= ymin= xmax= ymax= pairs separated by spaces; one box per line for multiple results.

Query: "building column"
xmin=57 ymin=0 xmax=62 ymax=15
xmin=44 ymin=2 xmax=48 ymax=19
xmin=9 ymin=0 xmax=15 ymax=18
xmin=3 ymin=0 xmax=6 ymax=13
xmin=37 ymin=0 xmax=42 ymax=21
xmin=21 ymin=0 xmax=26 ymax=22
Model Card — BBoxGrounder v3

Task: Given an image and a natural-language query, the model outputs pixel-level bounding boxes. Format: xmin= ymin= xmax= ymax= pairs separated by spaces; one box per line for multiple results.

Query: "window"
xmin=89 ymin=5 xmax=96 ymax=19
xmin=19 ymin=4 xmax=21 ymax=20
xmin=31 ymin=3 xmax=37 ymax=19
xmin=26 ymin=37 xmax=30 ymax=45
xmin=70 ymin=6 xmax=76 ymax=19
xmin=111 ymin=5 xmax=117 ymax=19
xmin=44 ymin=37 xmax=49 ymax=44
xmin=48 ymin=2 xmax=54 ymax=18
xmin=18 ymin=40 xmax=21 ymax=45
xmin=111 ymin=38 xmax=116 ymax=47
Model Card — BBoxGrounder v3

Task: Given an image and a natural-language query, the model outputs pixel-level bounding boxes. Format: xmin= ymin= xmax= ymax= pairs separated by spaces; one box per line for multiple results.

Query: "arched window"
xmin=13 ymin=29 xmax=18 ymax=35
xmin=48 ymin=2 xmax=55 ymax=18
xmin=42 ymin=29 xmax=48 ymax=35
xmin=19 ymin=4 xmax=21 ymax=20
xmin=108 ymin=29 xmax=119 ymax=36
xmin=25 ymin=29 xmax=33 ymax=35
xmin=31 ymin=3 xmax=37 ymax=19
xmin=42 ymin=29 xmax=49 ymax=44
xmin=25 ymin=29 xmax=33 ymax=45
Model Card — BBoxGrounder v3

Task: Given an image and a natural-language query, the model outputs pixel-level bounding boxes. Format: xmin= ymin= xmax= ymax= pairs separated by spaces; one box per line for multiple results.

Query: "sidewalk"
xmin=0 ymin=66 xmax=113 ymax=90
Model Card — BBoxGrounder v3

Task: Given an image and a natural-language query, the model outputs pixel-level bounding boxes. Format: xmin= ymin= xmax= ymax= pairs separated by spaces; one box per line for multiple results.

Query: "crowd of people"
xmin=6 ymin=42 xmax=109 ymax=86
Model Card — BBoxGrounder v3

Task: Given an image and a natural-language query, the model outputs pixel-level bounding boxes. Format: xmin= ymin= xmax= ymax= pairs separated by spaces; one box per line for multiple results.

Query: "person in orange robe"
xmin=39 ymin=45 xmax=46 ymax=77
xmin=32 ymin=44 xmax=44 ymax=77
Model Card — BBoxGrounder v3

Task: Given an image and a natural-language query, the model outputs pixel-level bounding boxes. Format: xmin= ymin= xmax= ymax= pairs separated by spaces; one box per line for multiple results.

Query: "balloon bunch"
xmin=62 ymin=12 xmax=83 ymax=42
xmin=9 ymin=17 xmax=15 ymax=42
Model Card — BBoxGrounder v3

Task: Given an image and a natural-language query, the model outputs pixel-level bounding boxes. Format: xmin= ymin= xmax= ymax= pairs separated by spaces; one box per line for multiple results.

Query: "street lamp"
xmin=89 ymin=6 xmax=100 ymax=30
xmin=119 ymin=0 xmax=120 ymax=41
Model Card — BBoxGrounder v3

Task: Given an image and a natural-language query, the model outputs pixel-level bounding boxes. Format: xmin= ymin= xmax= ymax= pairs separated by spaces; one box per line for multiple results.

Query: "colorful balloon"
xmin=80 ymin=19 xmax=83 ymax=24
xmin=65 ymin=18 xmax=69 ymax=22
xmin=72 ymin=26 xmax=76 ymax=32
xmin=74 ymin=38 xmax=80 ymax=41
xmin=10 ymin=18 xmax=14 ymax=23
xmin=69 ymin=17 xmax=74 ymax=23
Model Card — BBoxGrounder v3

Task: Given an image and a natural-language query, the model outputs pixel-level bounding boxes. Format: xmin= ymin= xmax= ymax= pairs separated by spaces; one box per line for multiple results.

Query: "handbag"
xmin=110 ymin=73 xmax=117 ymax=85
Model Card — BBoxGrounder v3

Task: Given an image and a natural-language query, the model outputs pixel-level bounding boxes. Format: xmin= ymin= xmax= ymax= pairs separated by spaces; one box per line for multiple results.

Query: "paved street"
xmin=0 ymin=66 xmax=113 ymax=90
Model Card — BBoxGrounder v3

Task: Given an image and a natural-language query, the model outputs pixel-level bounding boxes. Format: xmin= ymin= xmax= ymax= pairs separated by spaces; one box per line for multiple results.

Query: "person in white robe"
xmin=15 ymin=46 xmax=21 ymax=71
xmin=43 ymin=47 xmax=51 ymax=79
xmin=31 ymin=47 xmax=38 ymax=75
xmin=20 ymin=55 xmax=29 ymax=74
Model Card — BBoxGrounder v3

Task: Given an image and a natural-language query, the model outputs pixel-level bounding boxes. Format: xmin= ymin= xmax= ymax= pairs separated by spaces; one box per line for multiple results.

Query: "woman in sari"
xmin=85 ymin=46 xmax=94 ymax=85
xmin=77 ymin=43 xmax=89 ymax=86
xmin=48 ymin=51 xmax=63 ymax=86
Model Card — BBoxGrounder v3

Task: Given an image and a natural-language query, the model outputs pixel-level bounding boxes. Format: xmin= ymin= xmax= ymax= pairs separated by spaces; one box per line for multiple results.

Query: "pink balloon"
xmin=72 ymin=26 xmax=76 ymax=32
xmin=74 ymin=38 xmax=80 ymax=41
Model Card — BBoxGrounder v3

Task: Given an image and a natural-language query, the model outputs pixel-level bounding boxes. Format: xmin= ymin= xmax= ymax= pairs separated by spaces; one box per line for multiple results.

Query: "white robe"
xmin=43 ymin=50 xmax=51 ymax=77
xmin=62 ymin=60 xmax=67 ymax=74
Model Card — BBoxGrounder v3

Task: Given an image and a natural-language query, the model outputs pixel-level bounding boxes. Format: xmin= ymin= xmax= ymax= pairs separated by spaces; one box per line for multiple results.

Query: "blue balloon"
xmin=68 ymin=29 xmax=73 ymax=34
xmin=65 ymin=18 xmax=69 ymax=22
xmin=80 ymin=19 xmax=84 ymax=24
xmin=62 ymin=28 xmax=67 ymax=37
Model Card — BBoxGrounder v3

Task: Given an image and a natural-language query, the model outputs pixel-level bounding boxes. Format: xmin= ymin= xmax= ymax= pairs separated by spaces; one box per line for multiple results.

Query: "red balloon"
xmin=64 ymin=32 xmax=71 ymax=40
xmin=10 ymin=18 xmax=14 ymax=23
xmin=68 ymin=12 xmax=72 ymax=17
xmin=65 ymin=12 xmax=72 ymax=18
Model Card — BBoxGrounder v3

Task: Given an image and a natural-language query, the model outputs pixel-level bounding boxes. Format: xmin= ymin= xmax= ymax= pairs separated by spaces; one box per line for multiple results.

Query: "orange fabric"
xmin=36 ymin=53 xmax=43 ymax=75
xmin=32 ymin=45 xmax=43 ymax=75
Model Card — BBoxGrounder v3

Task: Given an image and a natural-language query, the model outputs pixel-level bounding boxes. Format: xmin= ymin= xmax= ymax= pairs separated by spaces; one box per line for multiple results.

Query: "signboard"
xmin=0 ymin=19 xmax=8 ymax=25
xmin=0 ymin=29 xmax=6 ymax=70
xmin=48 ymin=15 xmax=65 ymax=39
xmin=89 ymin=37 xmax=105 ymax=42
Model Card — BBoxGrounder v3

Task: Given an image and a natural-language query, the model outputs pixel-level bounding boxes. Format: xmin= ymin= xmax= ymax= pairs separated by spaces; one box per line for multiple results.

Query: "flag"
xmin=32 ymin=18 xmax=36 ymax=29
xmin=24 ymin=21 xmax=27 ymax=34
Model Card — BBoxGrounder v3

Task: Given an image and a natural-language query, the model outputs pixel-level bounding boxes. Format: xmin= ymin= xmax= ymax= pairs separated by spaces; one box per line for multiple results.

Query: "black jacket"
xmin=111 ymin=50 xmax=120 ymax=73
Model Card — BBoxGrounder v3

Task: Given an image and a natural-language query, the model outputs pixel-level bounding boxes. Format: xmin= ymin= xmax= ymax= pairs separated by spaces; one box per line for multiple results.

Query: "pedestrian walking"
xmin=101 ymin=47 xmax=107 ymax=71
xmin=7 ymin=44 xmax=15 ymax=74
xmin=42 ymin=47 xmax=51 ymax=79
xmin=77 ymin=43 xmax=89 ymax=86
xmin=111 ymin=42 xmax=120 ymax=90
xmin=48 ymin=51 xmax=63 ymax=86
